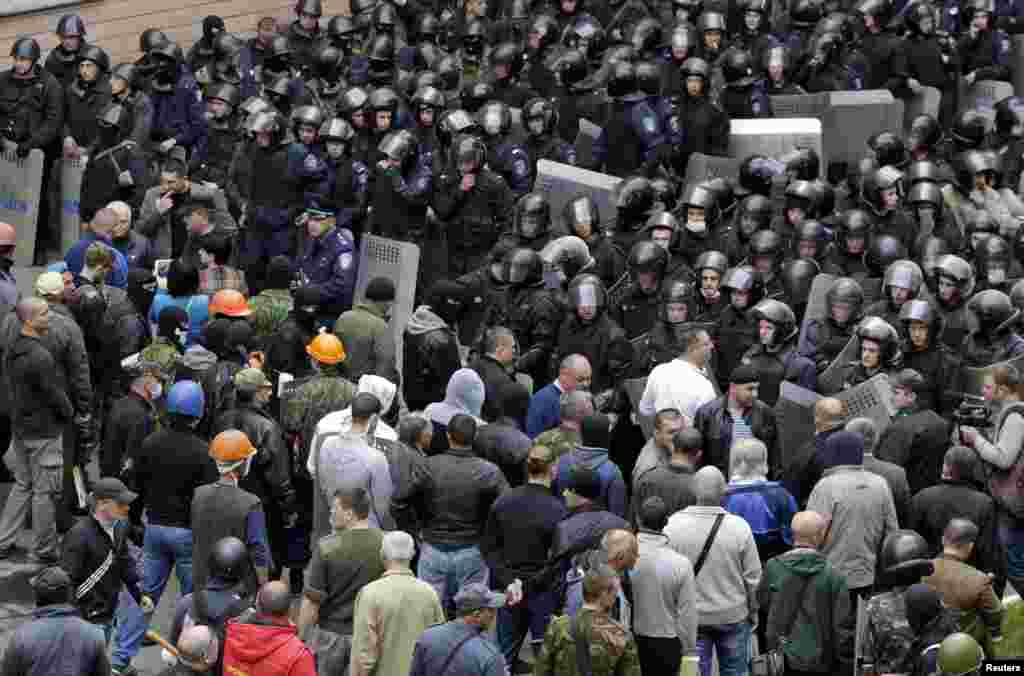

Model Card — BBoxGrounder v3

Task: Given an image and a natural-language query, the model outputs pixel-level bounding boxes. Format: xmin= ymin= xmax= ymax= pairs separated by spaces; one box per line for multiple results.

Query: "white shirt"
xmin=639 ymin=358 xmax=717 ymax=421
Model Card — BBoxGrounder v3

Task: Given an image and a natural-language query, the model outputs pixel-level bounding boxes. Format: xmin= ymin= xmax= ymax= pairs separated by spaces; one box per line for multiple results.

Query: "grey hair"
xmin=381 ymin=530 xmax=416 ymax=562
xmin=15 ymin=296 xmax=46 ymax=323
xmin=560 ymin=390 xmax=594 ymax=421
xmin=729 ymin=438 xmax=769 ymax=480
xmin=845 ymin=417 xmax=878 ymax=453
xmin=560 ymin=353 xmax=590 ymax=372
xmin=694 ymin=466 xmax=727 ymax=505
xmin=482 ymin=326 xmax=516 ymax=357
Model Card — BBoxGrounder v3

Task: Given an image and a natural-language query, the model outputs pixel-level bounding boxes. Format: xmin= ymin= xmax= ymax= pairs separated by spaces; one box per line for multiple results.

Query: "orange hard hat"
xmin=209 ymin=429 xmax=257 ymax=463
xmin=306 ymin=332 xmax=346 ymax=364
xmin=210 ymin=289 xmax=251 ymax=317
xmin=0 ymin=222 xmax=15 ymax=247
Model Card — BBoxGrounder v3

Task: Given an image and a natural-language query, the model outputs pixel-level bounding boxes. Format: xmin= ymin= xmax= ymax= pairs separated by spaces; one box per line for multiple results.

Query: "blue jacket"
xmin=64 ymin=233 xmax=129 ymax=288
xmin=554 ymin=446 xmax=628 ymax=520
xmin=149 ymin=291 xmax=210 ymax=347
xmin=297 ymin=227 xmax=356 ymax=315
xmin=526 ymin=382 xmax=562 ymax=438
xmin=409 ymin=620 xmax=507 ymax=676
xmin=150 ymin=65 xmax=206 ymax=151
xmin=488 ymin=139 xmax=533 ymax=198
xmin=319 ymin=158 xmax=369 ymax=230
xmin=0 ymin=604 xmax=109 ymax=676
xmin=593 ymin=99 xmax=665 ymax=173
xmin=724 ymin=480 xmax=798 ymax=560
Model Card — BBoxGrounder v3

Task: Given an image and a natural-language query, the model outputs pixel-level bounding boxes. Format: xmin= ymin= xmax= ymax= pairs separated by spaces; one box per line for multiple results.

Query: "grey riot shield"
xmin=835 ymin=373 xmax=896 ymax=436
xmin=354 ymin=235 xmax=420 ymax=378
xmin=574 ymin=118 xmax=604 ymax=171
xmin=902 ymin=87 xmax=941 ymax=136
xmin=0 ymin=143 xmax=45 ymax=267
xmin=822 ymin=90 xmax=905 ymax=168
xmin=773 ymin=380 xmax=821 ymax=470
xmin=534 ymin=159 xmax=621 ymax=237
xmin=60 ymin=156 xmax=87 ymax=254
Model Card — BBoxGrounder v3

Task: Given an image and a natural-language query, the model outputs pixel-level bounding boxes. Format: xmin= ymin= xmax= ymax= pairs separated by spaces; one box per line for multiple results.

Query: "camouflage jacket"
xmin=535 ymin=427 xmax=582 ymax=462
xmin=863 ymin=589 xmax=916 ymax=673
xmin=139 ymin=337 xmax=182 ymax=383
xmin=281 ymin=374 xmax=358 ymax=450
xmin=249 ymin=288 xmax=294 ymax=341
xmin=534 ymin=608 xmax=641 ymax=676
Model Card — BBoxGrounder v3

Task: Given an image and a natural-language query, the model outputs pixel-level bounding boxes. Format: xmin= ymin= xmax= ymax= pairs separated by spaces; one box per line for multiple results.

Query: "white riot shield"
xmin=0 ymin=144 xmax=45 ymax=267
xmin=903 ymin=87 xmax=942 ymax=135
xmin=960 ymin=80 xmax=1015 ymax=123
xmin=574 ymin=119 xmax=603 ymax=172
xmin=768 ymin=93 xmax=828 ymax=119
xmin=354 ymin=235 xmax=420 ymax=378
xmin=60 ymin=156 xmax=86 ymax=254
xmin=534 ymin=159 xmax=621 ymax=235
xmin=821 ymin=90 xmax=905 ymax=168
xmin=683 ymin=153 xmax=742 ymax=187
xmin=729 ymin=118 xmax=824 ymax=169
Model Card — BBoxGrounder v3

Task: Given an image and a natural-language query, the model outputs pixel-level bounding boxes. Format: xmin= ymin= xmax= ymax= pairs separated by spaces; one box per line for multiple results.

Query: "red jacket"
xmin=222 ymin=613 xmax=315 ymax=676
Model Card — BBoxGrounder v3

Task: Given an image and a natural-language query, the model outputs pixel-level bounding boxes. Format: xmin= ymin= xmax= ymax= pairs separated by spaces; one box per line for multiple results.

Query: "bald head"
xmin=257 ymin=581 xmax=291 ymax=617
xmin=91 ymin=208 xmax=117 ymax=236
xmin=792 ymin=511 xmax=828 ymax=548
xmin=15 ymin=296 xmax=46 ymax=323
xmin=601 ymin=528 xmax=638 ymax=572
xmin=814 ymin=398 xmax=848 ymax=432
xmin=693 ymin=466 xmax=727 ymax=505
xmin=177 ymin=624 xmax=218 ymax=669
xmin=944 ymin=518 xmax=980 ymax=549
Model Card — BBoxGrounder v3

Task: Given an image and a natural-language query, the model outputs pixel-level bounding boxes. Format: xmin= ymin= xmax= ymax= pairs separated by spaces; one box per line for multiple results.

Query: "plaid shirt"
xmin=199 ymin=265 xmax=248 ymax=296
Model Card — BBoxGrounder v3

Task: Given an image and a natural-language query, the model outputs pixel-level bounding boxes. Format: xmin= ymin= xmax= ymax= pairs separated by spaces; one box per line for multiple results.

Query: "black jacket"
xmin=693 ymin=395 xmax=781 ymax=478
xmin=0 ymin=604 xmax=109 ymax=676
xmin=482 ymin=482 xmax=568 ymax=589
xmin=403 ymin=309 xmax=462 ymax=413
xmin=62 ymin=516 xmax=142 ymax=624
xmin=63 ymin=78 xmax=112 ymax=149
xmin=4 ymin=334 xmax=74 ymax=437
xmin=101 ymin=391 xmax=155 ymax=478
xmin=419 ymin=446 xmax=509 ymax=547
xmin=125 ymin=425 xmax=219 ymax=528
xmin=876 ymin=409 xmax=951 ymax=495
xmin=473 ymin=418 xmax=532 ymax=487
xmin=0 ymin=65 xmax=64 ymax=150
xmin=213 ymin=404 xmax=298 ymax=515
xmin=470 ymin=355 xmax=515 ymax=423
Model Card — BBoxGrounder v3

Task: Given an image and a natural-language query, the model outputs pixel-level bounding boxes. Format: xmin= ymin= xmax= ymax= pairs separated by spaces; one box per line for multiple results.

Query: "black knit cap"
xmin=730 ymin=363 xmax=760 ymax=385
xmin=365 ymin=276 xmax=396 ymax=302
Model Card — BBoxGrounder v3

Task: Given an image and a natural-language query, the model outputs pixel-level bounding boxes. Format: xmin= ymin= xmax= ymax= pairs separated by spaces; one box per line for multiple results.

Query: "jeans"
xmin=143 ymin=524 xmax=194 ymax=604
xmin=0 ymin=434 xmax=63 ymax=557
xmin=697 ymin=621 xmax=752 ymax=676
xmin=998 ymin=508 xmax=1024 ymax=595
xmin=496 ymin=588 xmax=557 ymax=665
xmin=112 ymin=543 xmax=147 ymax=668
xmin=417 ymin=542 xmax=488 ymax=615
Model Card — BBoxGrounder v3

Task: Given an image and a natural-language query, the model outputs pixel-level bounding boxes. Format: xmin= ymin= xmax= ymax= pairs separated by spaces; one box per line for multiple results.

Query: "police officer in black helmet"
xmin=633 ymin=278 xmax=701 ymax=372
xmin=487 ymin=41 xmax=538 ymax=108
xmin=743 ymin=298 xmax=817 ymax=405
xmin=799 ymin=276 xmax=865 ymax=373
xmin=898 ymin=299 xmax=961 ymax=414
xmin=717 ymin=266 xmax=763 ymax=390
xmin=46 ymin=14 xmax=90 ymax=86
xmin=287 ymin=0 xmax=326 ymax=74
xmin=593 ymin=61 xmax=667 ymax=178
xmin=964 ymin=289 xmax=1024 ymax=367
xmin=496 ymin=191 xmax=554 ymax=254
xmin=562 ymin=194 xmax=626 ymax=290
xmin=502 ymin=248 xmax=563 ymax=388
xmin=522 ymin=97 xmax=576 ymax=175
xmin=611 ymin=240 xmax=671 ymax=340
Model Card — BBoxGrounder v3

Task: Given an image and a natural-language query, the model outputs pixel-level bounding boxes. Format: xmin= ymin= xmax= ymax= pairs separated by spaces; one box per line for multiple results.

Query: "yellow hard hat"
xmin=306 ymin=332 xmax=346 ymax=364
xmin=209 ymin=429 xmax=257 ymax=463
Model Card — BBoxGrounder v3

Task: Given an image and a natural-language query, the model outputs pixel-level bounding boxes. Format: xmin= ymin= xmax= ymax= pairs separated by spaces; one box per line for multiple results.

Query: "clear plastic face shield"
xmin=860 ymin=338 xmax=881 ymax=369
xmin=830 ymin=300 xmax=853 ymax=325
xmin=758 ymin=318 xmax=776 ymax=345
xmin=651 ymin=227 xmax=673 ymax=250
xmin=731 ymin=287 xmax=752 ymax=309
xmin=325 ymin=140 xmax=346 ymax=159
xmin=685 ymin=206 xmax=707 ymax=234
xmin=572 ymin=201 xmax=595 ymax=239
xmin=574 ymin=283 xmax=599 ymax=321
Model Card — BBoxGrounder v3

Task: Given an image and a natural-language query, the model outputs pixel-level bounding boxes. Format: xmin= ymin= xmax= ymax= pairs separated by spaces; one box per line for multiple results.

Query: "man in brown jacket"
xmin=922 ymin=518 xmax=1004 ymax=649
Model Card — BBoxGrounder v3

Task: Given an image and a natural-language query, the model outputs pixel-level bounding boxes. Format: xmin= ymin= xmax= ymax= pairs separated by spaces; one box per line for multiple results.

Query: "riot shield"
xmin=817 ymin=335 xmax=860 ymax=395
xmin=797 ymin=273 xmax=837 ymax=349
xmin=960 ymin=79 xmax=1015 ymax=123
xmin=534 ymin=159 xmax=621 ymax=235
xmin=822 ymin=90 xmax=905 ymax=168
xmin=354 ymin=235 xmax=420 ymax=378
xmin=961 ymin=353 xmax=1024 ymax=398
xmin=835 ymin=373 xmax=895 ymax=435
xmin=729 ymin=118 xmax=823 ymax=167
xmin=902 ymin=87 xmax=941 ymax=136
xmin=0 ymin=143 xmax=45 ymax=267
xmin=683 ymin=153 xmax=742 ymax=187
xmin=574 ymin=119 xmax=603 ymax=172
xmin=60 ymin=156 xmax=86 ymax=254
xmin=768 ymin=93 xmax=828 ymax=119
xmin=509 ymin=107 xmax=525 ymax=142
xmin=773 ymin=381 xmax=821 ymax=470
xmin=1014 ymin=36 xmax=1024 ymax=103
xmin=623 ymin=376 xmax=655 ymax=439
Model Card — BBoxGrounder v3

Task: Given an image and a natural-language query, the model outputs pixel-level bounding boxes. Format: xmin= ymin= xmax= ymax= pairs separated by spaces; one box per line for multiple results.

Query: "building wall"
xmin=0 ymin=0 xmax=350 ymax=69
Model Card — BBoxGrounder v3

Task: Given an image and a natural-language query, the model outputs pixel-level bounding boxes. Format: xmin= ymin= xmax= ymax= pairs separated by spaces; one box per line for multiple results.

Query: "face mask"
xmin=175 ymin=327 xmax=188 ymax=346
xmin=148 ymin=382 xmax=163 ymax=400
xmin=528 ymin=118 xmax=545 ymax=135
xmin=685 ymin=220 xmax=707 ymax=234
xmin=989 ymin=267 xmax=1007 ymax=284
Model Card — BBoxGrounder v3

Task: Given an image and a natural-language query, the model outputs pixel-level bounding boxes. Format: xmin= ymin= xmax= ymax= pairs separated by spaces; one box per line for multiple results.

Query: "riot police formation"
xmin=2 ymin=3 xmax=1024 ymax=675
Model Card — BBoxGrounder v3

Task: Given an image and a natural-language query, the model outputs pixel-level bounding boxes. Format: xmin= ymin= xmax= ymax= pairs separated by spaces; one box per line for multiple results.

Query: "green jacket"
xmin=249 ymin=289 xmax=293 ymax=340
xmin=534 ymin=608 xmax=641 ymax=676
xmin=757 ymin=548 xmax=854 ymax=673
xmin=334 ymin=302 xmax=398 ymax=385
xmin=535 ymin=427 xmax=582 ymax=462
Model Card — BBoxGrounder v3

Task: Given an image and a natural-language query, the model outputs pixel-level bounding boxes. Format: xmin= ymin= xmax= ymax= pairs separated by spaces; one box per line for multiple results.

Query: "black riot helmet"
xmin=650 ymin=178 xmax=679 ymax=213
xmin=670 ymin=24 xmax=699 ymax=61
xmin=794 ymin=220 xmax=829 ymax=260
xmin=899 ymin=298 xmax=940 ymax=337
xmin=722 ymin=49 xmax=758 ymax=88
xmin=210 ymin=536 xmax=248 ymax=582
xmin=378 ymin=129 xmax=417 ymax=166
xmin=977 ymin=234 xmax=1013 ymax=285
xmin=462 ymin=82 xmax=496 ymax=114
xmin=320 ymin=117 xmax=355 ymax=155
xmin=555 ymin=48 xmax=589 ymax=86
xmin=660 ymin=279 xmax=696 ymax=324
xmin=630 ymin=17 xmax=663 ymax=54
xmin=907 ymin=114 xmax=943 ymax=154
xmin=696 ymin=250 xmax=730 ymax=277
xmin=268 ymin=35 xmax=293 ymax=62
xmin=635 ymin=61 xmax=662 ymax=97
xmin=857 ymin=316 xmax=902 ymax=368
xmin=907 ymin=182 xmax=943 ymax=225
xmin=614 ymin=176 xmax=657 ymax=222
xmin=57 ymin=14 xmax=87 ymax=38
xmin=412 ymin=13 xmax=441 ymax=43
xmin=563 ymin=14 xmax=606 ymax=62
xmin=969 ymin=289 xmax=1020 ymax=334
xmin=780 ymin=147 xmax=820 ymax=181
xmin=78 ymin=45 xmax=110 ymax=73
xmin=785 ymin=180 xmax=820 ymax=220
xmin=328 ymin=15 xmax=359 ymax=47
xmin=373 ymin=3 xmax=399 ymax=31
xmin=528 ymin=14 xmax=562 ymax=54
xmin=368 ymin=86 xmax=398 ymax=114
xmin=722 ymin=266 xmax=765 ymax=308
xmin=111 ymin=63 xmax=137 ymax=90
xmin=736 ymin=194 xmax=774 ymax=239
xmin=313 ymin=45 xmax=344 ymax=82
xmin=862 ymin=165 xmax=905 ymax=215
xmin=879 ymin=530 xmax=933 ymax=581
xmin=628 ymin=241 xmax=670 ymax=293
xmin=454 ymin=134 xmax=487 ymax=173
xmin=738 ymin=155 xmax=783 ymax=198
xmin=367 ymin=34 xmax=395 ymax=70
xmin=955 ymin=149 xmax=999 ymax=193
xmin=867 ymin=131 xmax=908 ymax=169
xmin=411 ymin=86 xmax=446 ymax=119
xmin=608 ymin=61 xmax=642 ymax=100
xmin=96 ymin=102 xmax=129 ymax=139
xmin=934 ymin=254 xmax=976 ymax=305
xmin=952 ymin=110 xmax=989 ymax=151
xmin=791 ymin=0 xmax=825 ymax=27
xmin=478 ymin=100 xmax=512 ymax=138
xmin=297 ymin=0 xmax=324 ymax=18
xmin=437 ymin=109 xmax=481 ymax=152
xmin=835 ymin=208 xmax=874 ymax=255
xmin=568 ymin=273 xmax=608 ymax=319
xmin=462 ymin=18 xmax=489 ymax=57
xmin=883 ymin=259 xmax=924 ymax=300
xmin=905 ymin=0 xmax=938 ymax=35
xmin=681 ymin=57 xmax=711 ymax=84
xmin=11 ymin=38 xmax=41 ymax=62
xmin=491 ymin=41 xmax=525 ymax=78
xmin=291 ymin=104 xmax=324 ymax=136
xmin=563 ymin=194 xmax=602 ymax=239
xmin=504 ymin=247 xmax=544 ymax=286
xmin=826 ymin=277 xmax=865 ymax=324
xmin=515 ymin=193 xmax=551 ymax=240
xmin=995 ymin=96 xmax=1024 ymax=139
xmin=749 ymin=230 xmax=783 ymax=265
xmin=865 ymin=234 xmax=908 ymax=278
xmin=523 ymin=97 xmax=558 ymax=136
xmin=206 ymin=82 xmax=241 ymax=111
xmin=338 ymin=86 xmax=369 ymax=118
xmin=436 ymin=55 xmax=461 ymax=91
xmin=752 ymin=299 xmax=799 ymax=347
xmin=906 ymin=160 xmax=942 ymax=186
xmin=249 ymin=110 xmax=286 ymax=145
xmin=780 ymin=259 xmax=820 ymax=312
xmin=681 ymin=182 xmax=720 ymax=235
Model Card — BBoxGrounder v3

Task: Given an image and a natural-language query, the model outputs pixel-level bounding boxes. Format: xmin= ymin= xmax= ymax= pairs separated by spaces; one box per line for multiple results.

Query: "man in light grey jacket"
xmin=664 ymin=466 xmax=761 ymax=676
xmin=807 ymin=430 xmax=899 ymax=599
xmin=633 ymin=496 xmax=698 ymax=676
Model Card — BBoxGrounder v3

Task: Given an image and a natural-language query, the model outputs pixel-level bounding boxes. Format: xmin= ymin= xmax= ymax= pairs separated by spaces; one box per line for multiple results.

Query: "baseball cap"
xmin=234 ymin=368 xmax=273 ymax=392
xmin=92 ymin=477 xmax=138 ymax=504
xmin=31 ymin=566 xmax=71 ymax=595
xmin=35 ymin=271 xmax=65 ymax=296
xmin=454 ymin=582 xmax=507 ymax=613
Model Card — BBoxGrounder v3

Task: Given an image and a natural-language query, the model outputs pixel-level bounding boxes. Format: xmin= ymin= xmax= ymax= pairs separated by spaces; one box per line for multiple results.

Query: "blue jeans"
xmin=497 ymin=588 xmax=557 ymax=665
xmin=143 ymin=524 xmax=194 ymax=604
xmin=417 ymin=542 xmax=488 ymax=615
xmin=697 ymin=621 xmax=751 ymax=676
xmin=112 ymin=543 xmax=147 ymax=668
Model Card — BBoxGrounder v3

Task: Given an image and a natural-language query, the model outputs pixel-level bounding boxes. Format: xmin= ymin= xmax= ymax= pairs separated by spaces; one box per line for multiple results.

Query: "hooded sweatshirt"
xmin=554 ymin=445 xmax=628 ymax=520
xmin=307 ymin=374 xmax=399 ymax=478
xmin=759 ymin=547 xmax=854 ymax=672
xmin=222 ymin=613 xmax=315 ymax=676
xmin=406 ymin=306 xmax=450 ymax=337
xmin=424 ymin=368 xmax=487 ymax=453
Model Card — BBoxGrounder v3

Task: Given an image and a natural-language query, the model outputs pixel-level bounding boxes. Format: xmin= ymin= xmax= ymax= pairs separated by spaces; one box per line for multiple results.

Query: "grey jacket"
xmin=138 ymin=182 xmax=234 ymax=259
xmin=807 ymin=465 xmax=899 ymax=589
xmin=632 ymin=531 xmax=698 ymax=653
xmin=0 ymin=604 xmax=109 ymax=676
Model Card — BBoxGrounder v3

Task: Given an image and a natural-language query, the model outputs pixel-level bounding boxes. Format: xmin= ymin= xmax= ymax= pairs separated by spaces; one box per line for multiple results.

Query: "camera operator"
xmin=959 ymin=364 xmax=1024 ymax=596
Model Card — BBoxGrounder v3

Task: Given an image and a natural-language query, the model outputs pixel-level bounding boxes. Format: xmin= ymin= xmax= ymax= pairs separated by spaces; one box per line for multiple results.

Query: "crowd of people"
xmin=0 ymin=0 xmax=1022 ymax=673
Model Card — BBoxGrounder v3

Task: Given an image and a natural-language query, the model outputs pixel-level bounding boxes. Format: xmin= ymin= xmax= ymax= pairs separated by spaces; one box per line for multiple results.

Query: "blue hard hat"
xmin=166 ymin=380 xmax=205 ymax=418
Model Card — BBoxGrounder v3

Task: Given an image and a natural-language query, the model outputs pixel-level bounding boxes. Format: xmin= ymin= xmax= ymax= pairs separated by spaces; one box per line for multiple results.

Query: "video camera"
xmin=953 ymin=394 xmax=992 ymax=428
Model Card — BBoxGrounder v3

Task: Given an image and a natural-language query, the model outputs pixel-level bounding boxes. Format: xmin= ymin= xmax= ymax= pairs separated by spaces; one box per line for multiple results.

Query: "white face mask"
xmin=989 ymin=268 xmax=1007 ymax=284
xmin=685 ymin=220 xmax=707 ymax=234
